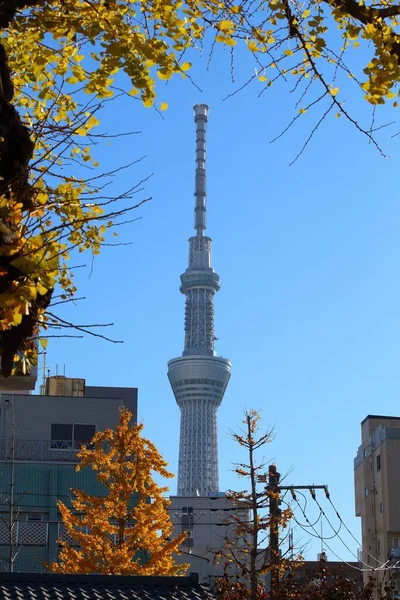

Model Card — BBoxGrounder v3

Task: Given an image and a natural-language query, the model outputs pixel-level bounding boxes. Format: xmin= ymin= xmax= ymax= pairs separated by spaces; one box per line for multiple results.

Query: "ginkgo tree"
xmin=49 ymin=407 xmax=187 ymax=575
xmin=1 ymin=0 xmax=400 ymax=376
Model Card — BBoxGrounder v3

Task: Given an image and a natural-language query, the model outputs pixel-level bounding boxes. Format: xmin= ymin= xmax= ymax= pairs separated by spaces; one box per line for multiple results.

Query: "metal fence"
xmin=0 ymin=521 xmax=48 ymax=546
xmin=0 ymin=439 xmax=81 ymax=462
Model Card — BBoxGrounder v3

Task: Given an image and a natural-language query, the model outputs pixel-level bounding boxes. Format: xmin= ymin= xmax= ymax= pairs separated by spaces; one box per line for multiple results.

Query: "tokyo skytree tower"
xmin=167 ymin=105 xmax=231 ymax=497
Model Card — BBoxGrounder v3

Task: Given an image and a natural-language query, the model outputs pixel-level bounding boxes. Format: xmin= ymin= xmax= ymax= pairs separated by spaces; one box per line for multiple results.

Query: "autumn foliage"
xmin=49 ymin=408 xmax=187 ymax=575
xmin=1 ymin=0 xmax=400 ymax=372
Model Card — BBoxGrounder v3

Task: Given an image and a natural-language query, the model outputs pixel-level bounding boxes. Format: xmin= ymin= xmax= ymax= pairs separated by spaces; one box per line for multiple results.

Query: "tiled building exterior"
xmin=0 ymin=378 xmax=137 ymax=572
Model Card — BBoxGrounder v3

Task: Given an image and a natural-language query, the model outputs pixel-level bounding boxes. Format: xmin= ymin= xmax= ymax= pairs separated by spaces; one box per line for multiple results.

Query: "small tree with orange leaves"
xmin=49 ymin=408 xmax=187 ymax=575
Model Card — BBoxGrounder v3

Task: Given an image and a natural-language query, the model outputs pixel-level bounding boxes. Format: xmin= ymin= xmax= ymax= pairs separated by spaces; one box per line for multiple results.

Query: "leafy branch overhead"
xmin=0 ymin=0 xmax=399 ymax=375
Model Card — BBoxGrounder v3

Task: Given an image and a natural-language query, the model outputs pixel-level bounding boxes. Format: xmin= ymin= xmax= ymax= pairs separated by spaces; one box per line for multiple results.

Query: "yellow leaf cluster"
xmin=1 ymin=0 xmax=400 ymax=372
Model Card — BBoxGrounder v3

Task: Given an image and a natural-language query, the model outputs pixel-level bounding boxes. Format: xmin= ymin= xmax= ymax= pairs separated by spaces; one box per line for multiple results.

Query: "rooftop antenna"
xmin=41 ymin=352 xmax=47 ymax=388
xmin=289 ymin=529 xmax=294 ymax=560
xmin=39 ymin=351 xmax=47 ymax=395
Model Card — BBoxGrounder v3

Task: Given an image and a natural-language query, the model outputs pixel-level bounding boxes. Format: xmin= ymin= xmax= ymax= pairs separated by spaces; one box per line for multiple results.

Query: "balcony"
xmin=0 ymin=439 xmax=82 ymax=462
xmin=0 ymin=521 xmax=48 ymax=546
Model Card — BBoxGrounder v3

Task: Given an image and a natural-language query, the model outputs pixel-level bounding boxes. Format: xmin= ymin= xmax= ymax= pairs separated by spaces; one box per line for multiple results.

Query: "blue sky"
xmin=42 ymin=40 xmax=400 ymax=563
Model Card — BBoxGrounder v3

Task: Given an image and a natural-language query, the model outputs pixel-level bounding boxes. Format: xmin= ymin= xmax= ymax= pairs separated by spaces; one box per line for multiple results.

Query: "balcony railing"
xmin=58 ymin=522 xmax=86 ymax=546
xmin=0 ymin=521 xmax=48 ymax=546
xmin=0 ymin=439 xmax=82 ymax=462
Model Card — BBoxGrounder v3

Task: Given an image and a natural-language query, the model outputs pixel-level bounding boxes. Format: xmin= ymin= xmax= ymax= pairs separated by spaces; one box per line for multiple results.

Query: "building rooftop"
xmin=361 ymin=414 xmax=400 ymax=425
xmin=0 ymin=572 xmax=216 ymax=600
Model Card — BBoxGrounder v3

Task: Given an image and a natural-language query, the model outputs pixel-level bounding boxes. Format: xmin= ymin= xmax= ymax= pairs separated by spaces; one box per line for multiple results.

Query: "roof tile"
xmin=0 ymin=573 xmax=216 ymax=600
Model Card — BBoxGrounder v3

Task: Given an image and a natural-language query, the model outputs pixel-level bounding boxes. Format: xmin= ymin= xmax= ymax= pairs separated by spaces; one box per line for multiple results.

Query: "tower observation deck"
xmin=167 ymin=105 xmax=231 ymax=497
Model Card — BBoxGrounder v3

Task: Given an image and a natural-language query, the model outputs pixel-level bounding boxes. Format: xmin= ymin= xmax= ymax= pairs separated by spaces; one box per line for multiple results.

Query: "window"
xmin=181 ymin=506 xmax=194 ymax=548
xmin=393 ymin=537 xmax=399 ymax=549
xmin=380 ymin=503 xmax=383 ymax=514
xmin=181 ymin=506 xmax=193 ymax=515
xmin=74 ymin=425 xmax=95 ymax=444
xmin=378 ymin=540 xmax=381 ymax=554
xmin=365 ymin=487 xmax=369 ymax=497
xmin=377 ymin=455 xmax=381 ymax=472
xmin=184 ymin=529 xmax=193 ymax=548
xmin=26 ymin=513 xmax=44 ymax=522
xmin=51 ymin=424 xmax=72 ymax=445
xmin=364 ymin=448 xmax=368 ymax=458
xmin=51 ymin=424 xmax=95 ymax=449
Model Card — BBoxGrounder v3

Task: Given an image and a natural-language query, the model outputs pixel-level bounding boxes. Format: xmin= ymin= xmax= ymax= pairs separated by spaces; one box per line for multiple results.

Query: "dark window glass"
xmin=181 ymin=511 xmax=194 ymax=532
xmin=377 ymin=455 xmax=381 ymax=472
xmin=74 ymin=424 xmax=95 ymax=445
xmin=181 ymin=515 xmax=190 ymax=530
xmin=51 ymin=424 xmax=73 ymax=443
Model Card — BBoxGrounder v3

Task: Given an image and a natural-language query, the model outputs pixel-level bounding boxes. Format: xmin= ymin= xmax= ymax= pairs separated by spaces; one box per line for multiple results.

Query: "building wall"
xmin=85 ymin=386 xmax=138 ymax=424
xmin=354 ymin=415 xmax=400 ymax=594
xmin=169 ymin=495 xmax=250 ymax=584
xmin=0 ymin=387 xmax=137 ymax=442
xmin=0 ymin=382 xmax=138 ymax=572
xmin=0 ymin=462 xmax=104 ymax=571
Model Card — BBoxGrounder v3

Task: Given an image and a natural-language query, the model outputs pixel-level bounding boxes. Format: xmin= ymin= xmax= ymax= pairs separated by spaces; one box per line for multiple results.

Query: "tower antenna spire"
xmin=193 ymin=104 xmax=209 ymax=236
xmin=167 ymin=105 xmax=231 ymax=497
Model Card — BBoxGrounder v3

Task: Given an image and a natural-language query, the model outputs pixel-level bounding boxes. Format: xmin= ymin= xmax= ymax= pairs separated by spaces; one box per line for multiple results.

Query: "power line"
xmin=323 ymin=489 xmax=387 ymax=568
xmin=290 ymin=491 xmax=366 ymax=572
xmin=280 ymin=497 xmax=341 ymax=541
xmin=308 ymin=489 xmax=370 ymax=567
xmin=290 ymin=490 xmax=400 ymax=573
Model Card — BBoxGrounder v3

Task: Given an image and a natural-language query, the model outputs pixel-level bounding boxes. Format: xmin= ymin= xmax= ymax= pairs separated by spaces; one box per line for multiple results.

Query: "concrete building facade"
xmin=169 ymin=495 xmax=250 ymax=584
xmin=354 ymin=414 xmax=400 ymax=594
xmin=0 ymin=377 xmax=138 ymax=572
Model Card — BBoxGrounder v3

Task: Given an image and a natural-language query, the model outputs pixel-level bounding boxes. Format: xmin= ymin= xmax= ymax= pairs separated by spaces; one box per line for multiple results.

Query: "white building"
xmin=170 ymin=495 xmax=250 ymax=584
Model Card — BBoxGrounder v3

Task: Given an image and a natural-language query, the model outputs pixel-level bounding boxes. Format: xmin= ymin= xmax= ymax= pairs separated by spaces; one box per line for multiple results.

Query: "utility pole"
xmin=268 ymin=464 xmax=280 ymax=600
xmin=268 ymin=463 xmax=327 ymax=600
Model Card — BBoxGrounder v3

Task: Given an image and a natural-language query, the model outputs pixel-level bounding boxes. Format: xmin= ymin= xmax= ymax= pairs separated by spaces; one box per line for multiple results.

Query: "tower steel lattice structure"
xmin=167 ymin=105 xmax=231 ymax=497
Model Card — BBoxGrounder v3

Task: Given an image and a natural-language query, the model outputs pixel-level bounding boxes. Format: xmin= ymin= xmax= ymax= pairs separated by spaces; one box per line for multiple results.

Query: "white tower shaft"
xmin=168 ymin=105 xmax=231 ymax=497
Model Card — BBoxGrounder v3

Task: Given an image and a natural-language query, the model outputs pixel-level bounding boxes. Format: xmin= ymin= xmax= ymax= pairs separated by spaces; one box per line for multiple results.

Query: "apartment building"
xmin=354 ymin=415 xmax=400 ymax=595
xmin=0 ymin=376 xmax=138 ymax=572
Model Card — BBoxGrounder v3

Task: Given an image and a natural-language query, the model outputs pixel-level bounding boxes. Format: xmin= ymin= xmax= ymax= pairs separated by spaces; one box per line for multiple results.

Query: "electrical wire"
xmin=308 ymin=489 xmax=377 ymax=569
xmin=290 ymin=491 xmax=400 ymax=573
xmin=281 ymin=496 xmax=340 ymax=540
xmin=290 ymin=491 xmax=367 ymax=572
xmin=323 ymin=489 xmax=387 ymax=567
